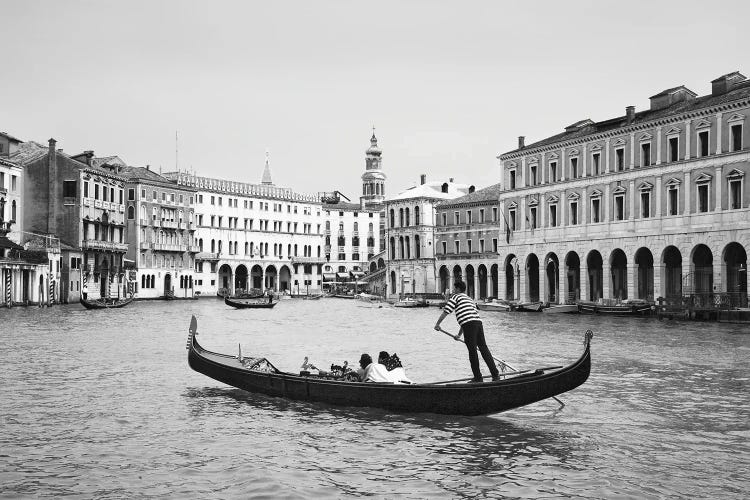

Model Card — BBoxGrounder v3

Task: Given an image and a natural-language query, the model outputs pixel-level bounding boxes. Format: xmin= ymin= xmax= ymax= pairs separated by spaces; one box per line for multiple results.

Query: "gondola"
xmin=224 ymin=296 xmax=277 ymax=309
xmin=80 ymin=296 xmax=134 ymax=309
xmin=510 ymin=301 xmax=544 ymax=312
xmin=302 ymin=294 xmax=324 ymax=300
xmin=185 ymin=316 xmax=592 ymax=416
xmin=477 ymin=300 xmax=512 ymax=312
xmin=577 ymin=301 xmax=653 ymax=316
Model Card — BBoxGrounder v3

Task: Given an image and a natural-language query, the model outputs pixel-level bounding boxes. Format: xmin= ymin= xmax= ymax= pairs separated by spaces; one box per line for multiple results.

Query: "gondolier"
xmin=434 ymin=281 xmax=500 ymax=383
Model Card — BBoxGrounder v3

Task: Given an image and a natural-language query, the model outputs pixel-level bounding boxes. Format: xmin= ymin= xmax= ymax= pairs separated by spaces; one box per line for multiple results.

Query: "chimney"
xmin=625 ymin=106 xmax=635 ymax=125
xmin=146 ymin=165 xmax=150 ymax=171
xmin=711 ymin=71 xmax=747 ymax=96
xmin=449 ymin=177 xmax=454 ymax=183
xmin=420 ymin=174 xmax=426 ymax=185
xmin=83 ymin=150 xmax=94 ymax=166
xmin=469 ymin=185 xmax=475 ymax=194
xmin=48 ymin=138 xmax=58 ymax=235
xmin=518 ymin=136 xmax=525 ymax=149
xmin=441 ymin=182 xmax=449 ymax=193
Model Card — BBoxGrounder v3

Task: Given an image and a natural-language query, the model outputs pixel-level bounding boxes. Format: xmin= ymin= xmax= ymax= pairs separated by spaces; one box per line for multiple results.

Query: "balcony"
xmin=139 ymin=218 xmax=150 ymax=227
xmin=81 ymin=239 xmax=129 ymax=253
xmin=179 ymin=222 xmax=187 ymax=230
xmin=152 ymin=219 xmax=160 ymax=228
xmin=153 ymin=243 xmax=187 ymax=252
xmin=161 ymin=220 xmax=178 ymax=229
xmin=188 ymin=245 xmax=201 ymax=253
xmin=139 ymin=241 xmax=152 ymax=250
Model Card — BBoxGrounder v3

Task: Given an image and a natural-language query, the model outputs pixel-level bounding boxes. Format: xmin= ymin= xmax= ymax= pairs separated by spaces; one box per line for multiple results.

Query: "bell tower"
xmin=360 ymin=128 xmax=386 ymax=206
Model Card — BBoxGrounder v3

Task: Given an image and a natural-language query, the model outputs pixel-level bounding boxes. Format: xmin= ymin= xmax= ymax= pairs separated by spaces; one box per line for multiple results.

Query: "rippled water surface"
xmin=1 ymin=299 xmax=748 ymax=499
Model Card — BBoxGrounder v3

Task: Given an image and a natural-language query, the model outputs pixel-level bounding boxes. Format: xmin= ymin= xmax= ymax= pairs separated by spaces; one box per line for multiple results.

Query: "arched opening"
xmin=251 ymin=264 xmax=263 ymax=290
xmin=490 ymin=264 xmax=498 ymax=299
xmin=265 ymin=265 xmax=278 ymax=291
xmin=526 ymin=254 xmax=540 ymax=302
xmin=100 ymin=258 xmax=109 ymax=297
xmin=279 ymin=265 xmax=292 ymax=292
xmin=688 ymin=244 xmax=713 ymax=295
xmin=586 ymin=250 xmax=603 ymax=301
xmin=235 ymin=264 xmax=248 ymax=292
xmin=504 ymin=255 xmax=518 ymax=301
xmin=452 ymin=265 xmax=463 ymax=287
xmin=439 ymin=266 xmax=450 ymax=295
xmin=370 ymin=261 xmax=377 ymax=272
xmin=610 ymin=249 xmax=628 ymax=300
xmin=164 ymin=273 xmax=172 ymax=296
xmin=723 ymin=242 xmax=748 ymax=307
xmin=634 ymin=247 xmax=654 ymax=300
xmin=662 ymin=246 xmax=682 ymax=299
xmin=478 ymin=264 xmax=488 ymax=300
xmin=378 ymin=258 xmax=385 ymax=269
xmin=465 ymin=265 xmax=475 ymax=298
xmin=390 ymin=270 xmax=397 ymax=294
xmin=545 ymin=253 xmax=559 ymax=304
xmin=218 ymin=264 xmax=233 ymax=295
xmin=564 ymin=252 xmax=581 ymax=302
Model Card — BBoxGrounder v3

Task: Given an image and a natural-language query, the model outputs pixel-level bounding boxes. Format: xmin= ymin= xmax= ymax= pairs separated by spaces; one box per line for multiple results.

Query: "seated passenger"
xmin=357 ymin=353 xmax=391 ymax=382
xmin=378 ymin=351 xmax=413 ymax=384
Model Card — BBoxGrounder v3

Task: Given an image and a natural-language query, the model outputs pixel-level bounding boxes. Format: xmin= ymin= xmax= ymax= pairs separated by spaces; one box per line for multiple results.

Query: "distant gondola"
xmin=577 ymin=301 xmax=653 ymax=315
xmin=185 ymin=316 xmax=592 ymax=416
xmin=80 ymin=296 xmax=134 ymax=309
xmin=224 ymin=296 xmax=277 ymax=309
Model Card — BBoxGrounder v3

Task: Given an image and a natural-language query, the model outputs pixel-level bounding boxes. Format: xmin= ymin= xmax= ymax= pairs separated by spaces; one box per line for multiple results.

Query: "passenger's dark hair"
xmin=454 ymin=281 xmax=466 ymax=292
xmin=378 ymin=351 xmax=389 ymax=362
xmin=359 ymin=353 xmax=372 ymax=366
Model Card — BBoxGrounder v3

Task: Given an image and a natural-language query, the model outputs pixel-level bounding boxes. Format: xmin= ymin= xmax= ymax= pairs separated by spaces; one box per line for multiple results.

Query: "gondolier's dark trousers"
xmin=461 ymin=320 xmax=499 ymax=381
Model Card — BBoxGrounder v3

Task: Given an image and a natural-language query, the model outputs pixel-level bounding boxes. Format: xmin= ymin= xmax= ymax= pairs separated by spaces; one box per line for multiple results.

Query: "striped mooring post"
xmin=49 ymin=275 xmax=54 ymax=306
xmin=5 ymin=269 xmax=11 ymax=307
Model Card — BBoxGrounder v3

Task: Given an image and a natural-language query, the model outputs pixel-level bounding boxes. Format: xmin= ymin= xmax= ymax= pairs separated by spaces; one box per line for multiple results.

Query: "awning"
xmin=336 ymin=272 xmax=350 ymax=279
xmin=352 ymin=271 xmax=365 ymax=278
xmin=0 ymin=236 xmax=23 ymax=250
xmin=322 ymin=273 xmax=336 ymax=281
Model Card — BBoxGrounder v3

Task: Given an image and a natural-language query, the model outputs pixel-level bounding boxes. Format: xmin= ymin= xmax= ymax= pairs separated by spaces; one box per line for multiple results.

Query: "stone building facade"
xmin=384 ymin=175 xmax=471 ymax=299
xmin=434 ymin=183 xmax=504 ymax=299
xmin=497 ymin=71 xmax=749 ymax=306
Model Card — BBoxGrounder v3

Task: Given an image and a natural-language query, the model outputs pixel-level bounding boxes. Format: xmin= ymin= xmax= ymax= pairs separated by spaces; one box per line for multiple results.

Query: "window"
xmin=103 ymin=187 xmax=107 ymax=201
xmin=668 ymin=186 xmax=679 ymax=215
xmin=509 ymin=209 xmax=516 ymax=230
xmin=415 ymin=207 xmax=420 ymax=225
xmin=492 ymin=238 xmax=498 ymax=253
xmin=570 ymin=157 xmax=578 ymax=179
xmin=94 ymin=184 xmax=100 ymax=199
xmin=467 ymin=240 xmax=472 ymax=253
xmin=549 ymin=161 xmax=557 ymax=182
xmin=697 ymin=184 xmax=710 ymax=213
xmin=669 ymin=137 xmax=679 ymax=162
xmin=84 ymin=182 xmax=89 ymax=197
xmin=641 ymin=143 xmax=651 ymax=167
xmin=466 ymin=211 xmax=472 ymax=224
xmin=479 ymin=239 xmax=485 ymax=253
xmin=210 ymin=196 xmax=215 ymax=205
xmin=592 ymin=153 xmax=601 ymax=175
xmin=549 ymin=205 xmax=557 ymax=227
xmin=127 ymin=206 xmax=135 ymax=219
xmin=479 ymin=209 xmax=485 ymax=223
xmin=454 ymin=241 xmax=460 ymax=254
xmin=492 ymin=207 xmax=498 ymax=221
xmin=529 ymin=207 xmax=537 ymax=229
xmin=569 ymin=201 xmax=578 ymax=225
xmin=530 ymin=165 xmax=537 ymax=185
xmin=591 ymin=198 xmax=601 ymax=223
xmin=731 ymin=124 xmax=743 ymax=151
xmin=640 ymin=191 xmax=650 ymax=218
xmin=509 ymin=170 xmax=516 ymax=189
xmin=729 ymin=176 xmax=743 ymax=209
xmin=616 ymin=148 xmax=624 ymax=171
xmin=454 ymin=211 xmax=460 ymax=224
xmin=698 ymin=130 xmax=709 ymax=157
xmin=63 ymin=180 xmax=77 ymax=197
xmin=441 ymin=241 xmax=447 ymax=254
xmin=615 ymin=195 xmax=625 ymax=220
xmin=128 ymin=188 xmax=135 ymax=200
xmin=441 ymin=213 xmax=447 ymax=226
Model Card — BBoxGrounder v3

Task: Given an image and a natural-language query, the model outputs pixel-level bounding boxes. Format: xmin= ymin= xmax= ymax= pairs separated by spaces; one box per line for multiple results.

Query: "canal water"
xmin=1 ymin=299 xmax=747 ymax=499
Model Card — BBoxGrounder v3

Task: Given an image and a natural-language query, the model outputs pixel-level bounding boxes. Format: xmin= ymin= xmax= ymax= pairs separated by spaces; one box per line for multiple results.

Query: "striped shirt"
xmin=443 ymin=293 xmax=481 ymax=326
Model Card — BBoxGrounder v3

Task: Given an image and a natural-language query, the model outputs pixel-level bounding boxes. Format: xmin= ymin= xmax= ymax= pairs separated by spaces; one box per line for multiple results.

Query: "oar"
xmin=437 ymin=327 xmax=565 ymax=407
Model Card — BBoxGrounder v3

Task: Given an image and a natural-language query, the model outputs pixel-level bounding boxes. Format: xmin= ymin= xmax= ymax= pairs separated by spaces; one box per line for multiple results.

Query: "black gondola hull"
xmin=81 ymin=297 xmax=134 ymax=309
xmin=224 ymin=297 xmax=277 ymax=309
xmin=186 ymin=319 xmax=591 ymax=416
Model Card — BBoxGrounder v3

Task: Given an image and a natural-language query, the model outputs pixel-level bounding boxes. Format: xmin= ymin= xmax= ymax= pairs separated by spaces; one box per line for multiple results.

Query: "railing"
xmin=139 ymin=241 xmax=152 ymax=250
xmin=153 ymin=243 xmax=187 ymax=252
xmin=161 ymin=220 xmax=178 ymax=229
xmin=81 ymin=239 xmax=128 ymax=252
xmin=682 ymin=292 xmax=749 ymax=310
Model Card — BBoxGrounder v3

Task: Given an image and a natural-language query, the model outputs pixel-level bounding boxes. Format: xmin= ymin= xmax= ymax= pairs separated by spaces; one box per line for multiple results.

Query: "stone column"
xmin=684 ymin=172 xmax=691 ymax=215
xmin=685 ymin=121 xmax=692 ymax=160
xmin=604 ymin=185 xmax=611 ymax=222
xmin=715 ymin=112 xmax=723 ymax=155
xmin=715 ymin=166 xmax=723 ymax=211
xmin=541 ymin=152 xmax=546 ymax=184
xmin=629 ymin=132 xmax=635 ymax=169
xmin=537 ymin=262 xmax=545 ymax=303
xmin=627 ymin=264 xmax=636 ymax=300
xmin=582 ymin=144 xmax=588 ymax=178
xmin=656 ymin=126 xmax=662 ymax=165
xmin=560 ymin=189 xmax=567 ymax=227
xmin=713 ymin=259 xmax=725 ymax=293
xmin=655 ymin=178 xmax=662 ymax=218
xmin=654 ymin=260 xmax=663 ymax=301
xmin=629 ymin=180 xmax=636 ymax=220
xmin=520 ymin=197 xmax=527 ymax=231
xmin=498 ymin=261 xmax=507 ymax=301
xmin=473 ymin=271 xmax=479 ymax=300
xmin=605 ymin=138 xmax=611 ymax=173
xmin=560 ymin=148 xmax=566 ymax=181
xmin=582 ymin=187 xmax=588 ymax=224
xmin=602 ymin=261 xmax=611 ymax=300
xmin=517 ymin=260 xmax=526 ymax=302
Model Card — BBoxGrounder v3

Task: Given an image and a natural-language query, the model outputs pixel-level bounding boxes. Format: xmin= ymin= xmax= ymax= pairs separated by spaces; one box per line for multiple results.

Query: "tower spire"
xmin=261 ymin=149 xmax=273 ymax=185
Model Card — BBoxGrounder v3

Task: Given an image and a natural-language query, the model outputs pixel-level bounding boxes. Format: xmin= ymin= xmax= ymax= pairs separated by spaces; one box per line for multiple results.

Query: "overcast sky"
xmin=4 ymin=0 xmax=747 ymax=199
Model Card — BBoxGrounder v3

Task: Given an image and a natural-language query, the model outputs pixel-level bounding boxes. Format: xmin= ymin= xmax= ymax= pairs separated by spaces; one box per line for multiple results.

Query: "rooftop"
xmin=388 ymin=180 xmax=471 ymax=202
xmin=437 ymin=182 xmax=503 ymax=208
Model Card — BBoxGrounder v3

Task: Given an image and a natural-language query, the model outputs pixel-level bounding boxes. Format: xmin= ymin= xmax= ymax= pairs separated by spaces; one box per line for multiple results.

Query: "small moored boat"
xmin=81 ymin=296 xmax=134 ymax=309
xmin=394 ymin=297 xmax=429 ymax=308
xmin=543 ymin=304 xmax=580 ymax=314
xmin=511 ymin=301 xmax=544 ymax=312
xmin=224 ymin=297 xmax=277 ymax=309
xmin=577 ymin=300 xmax=653 ymax=316
xmin=185 ymin=316 xmax=592 ymax=416
xmin=477 ymin=300 xmax=512 ymax=312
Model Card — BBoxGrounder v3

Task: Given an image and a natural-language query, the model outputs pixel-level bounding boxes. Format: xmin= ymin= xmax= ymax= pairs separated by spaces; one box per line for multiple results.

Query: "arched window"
xmin=318 ymin=245 xmax=321 ymax=257
xmin=399 ymin=208 xmax=404 ymax=227
xmin=415 ymin=235 xmax=420 ymax=258
xmin=127 ymin=206 xmax=135 ymax=219
xmin=199 ymin=238 xmax=203 ymax=251
xmin=399 ymin=236 xmax=404 ymax=258
xmin=245 ymin=242 xmax=249 ymax=255
xmin=288 ymin=244 xmax=292 ymax=256
xmin=405 ymin=236 xmax=410 ymax=258
xmin=415 ymin=206 xmax=420 ymax=225
xmin=326 ymin=220 xmax=330 ymax=230
xmin=210 ymin=239 xmax=215 ymax=253
xmin=141 ymin=205 xmax=146 ymax=220
xmin=390 ymin=237 xmax=396 ymax=259
xmin=354 ymin=222 xmax=358 ymax=232
xmin=405 ymin=208 xmax=410 ymax=226
xmin=389 ymin=209 xmax=395 ymax=228
xmin=294 ymin=244 xmax=298 ymax=256
xmin=141 ymin=275 xmax=146 ymax=289
xmin=339 ymin=222 xmax=344 ymax=232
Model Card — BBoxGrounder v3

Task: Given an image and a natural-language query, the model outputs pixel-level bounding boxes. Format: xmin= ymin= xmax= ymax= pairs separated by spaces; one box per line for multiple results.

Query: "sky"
xmin=3 ymin=0 xmax=748 ymax=200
